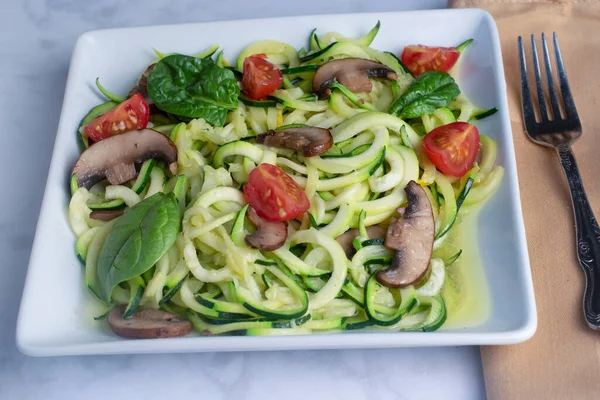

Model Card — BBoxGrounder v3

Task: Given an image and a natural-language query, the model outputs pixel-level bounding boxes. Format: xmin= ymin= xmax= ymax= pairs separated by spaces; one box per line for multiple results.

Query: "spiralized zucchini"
xmin=69 ymin=22 xmax=504 ymax=335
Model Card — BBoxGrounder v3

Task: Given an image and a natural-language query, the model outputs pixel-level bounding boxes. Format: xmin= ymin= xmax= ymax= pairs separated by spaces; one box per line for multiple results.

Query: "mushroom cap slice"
xmin=377 ymin=180 xmax=434 ymax=288
xmin=72 ymin=129 xmax=177 ymax=190
xmin=245 ymin=207 xmax=288 ymax=251
xmin=89 ymin=209 xmax=124 ymax=222
xmin=335 ymin=225 xmax=387 ymax=259
xmin=107 ymin=306 xmax=192 ymax=339
xmin=256 ymin=126 xmax=333 ymax=157
xmin=127 ymin=63 xmax=156 ymax=99
xmin=312 ymin=58 xmax=398 ymax=96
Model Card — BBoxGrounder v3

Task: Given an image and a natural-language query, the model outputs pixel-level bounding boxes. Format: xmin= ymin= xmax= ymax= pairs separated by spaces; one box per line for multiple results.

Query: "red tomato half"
xmin=423 ymin=122 xmax=480 ymax=177
xmin=401 ymin=45 xmax=460 ymax=76
xmin=244 ymin=164 xmax=310 ymax=222
xmin=85 ymin=94 xmax=149 ymax=142
xmin=242 ymin=54 xmax=283 ymax=100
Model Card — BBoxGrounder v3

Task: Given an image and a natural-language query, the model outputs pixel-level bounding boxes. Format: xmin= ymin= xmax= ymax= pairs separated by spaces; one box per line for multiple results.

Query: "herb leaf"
xmin=97 ymin=192 xmax=180 ymax=302
xmin=389 ymin=71 xmax=460 ymax=119
xmin=148 ymin=54 xmax=240 ymax=126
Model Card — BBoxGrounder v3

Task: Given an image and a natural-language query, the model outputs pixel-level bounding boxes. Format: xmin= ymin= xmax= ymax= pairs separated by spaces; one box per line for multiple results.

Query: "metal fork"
xmin=519 ymin=33 xmax=600 ymax=329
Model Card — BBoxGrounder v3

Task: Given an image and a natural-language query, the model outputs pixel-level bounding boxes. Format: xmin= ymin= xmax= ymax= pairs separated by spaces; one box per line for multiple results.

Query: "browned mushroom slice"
xmin=127 ymin=63 xmax=156 ymax=99
xmin=107 ymin=305 xmax=192 ymax=339
xmin=335 ymin=225 xmax=387 ymax=259
xmin=377 ymin=181 xmax=434 ymax=288
xmin=72 ymin=129 xmax=178 ymax=190
xmin=312 ymin=58 xmax=398 ymax=96
xmin=245 ymin=207 xmax=288 ymax=251
xmin=89 ymin=209 xmax=124 ymax=222
xmin=256 ymin=126 xmax=333 ymax=157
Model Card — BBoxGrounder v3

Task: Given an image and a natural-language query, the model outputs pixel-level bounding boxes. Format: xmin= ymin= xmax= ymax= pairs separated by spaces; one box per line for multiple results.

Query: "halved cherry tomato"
xmin=242 ymin=54 xmax=283 ymax=100
xmin=85 ymin=94 xmax=149 ymax=142
xmin=244 ymin=163 xmax=310 ymax=222
xmin=423 ymin=122 xmax=480 ymax=177
xmin=401 ymin=45 xmax=460 ymax=76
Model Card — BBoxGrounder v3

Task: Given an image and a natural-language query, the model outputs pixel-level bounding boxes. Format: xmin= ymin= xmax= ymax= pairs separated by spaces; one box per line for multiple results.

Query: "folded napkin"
xmin=448 ymin=0 xmax=600 ymax=398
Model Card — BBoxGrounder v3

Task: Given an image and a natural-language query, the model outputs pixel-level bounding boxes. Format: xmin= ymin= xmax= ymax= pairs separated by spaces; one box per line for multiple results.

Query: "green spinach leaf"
xmin=389 ymin=71 xmax=460 ymax=119
xmin=97 ymin=192 xmax=180 ymax=302
xmin=148 ymin=54 xmax=240 ymax=126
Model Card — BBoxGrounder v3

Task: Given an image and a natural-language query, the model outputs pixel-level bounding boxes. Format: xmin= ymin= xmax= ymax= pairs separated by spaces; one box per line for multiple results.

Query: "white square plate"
xmin=17 ymin=8 xmax=536 ymax=356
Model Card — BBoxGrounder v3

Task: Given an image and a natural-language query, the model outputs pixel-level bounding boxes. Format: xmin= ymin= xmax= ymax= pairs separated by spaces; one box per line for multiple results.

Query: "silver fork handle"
xmin=557 ymin=144 xmax=600 ymax=329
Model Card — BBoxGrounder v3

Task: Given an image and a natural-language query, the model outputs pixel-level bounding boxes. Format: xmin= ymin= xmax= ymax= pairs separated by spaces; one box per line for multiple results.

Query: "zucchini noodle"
xmin=69 ymin=22 xmax=504 ymax=336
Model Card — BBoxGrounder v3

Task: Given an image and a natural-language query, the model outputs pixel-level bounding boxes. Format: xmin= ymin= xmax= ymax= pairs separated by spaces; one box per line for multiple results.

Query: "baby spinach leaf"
xmin=389 ymin=71 xmax=460 ymax=119
xmin=147 ymin=54 xmax=240 ymax=127
xmin=97 ymin=192 xmax=180 ymax=303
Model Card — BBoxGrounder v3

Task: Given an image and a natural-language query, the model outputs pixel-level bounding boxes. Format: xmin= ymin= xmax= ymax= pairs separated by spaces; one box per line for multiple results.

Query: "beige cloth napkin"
xmin=448 ymin=0 xmax=600 ymax=398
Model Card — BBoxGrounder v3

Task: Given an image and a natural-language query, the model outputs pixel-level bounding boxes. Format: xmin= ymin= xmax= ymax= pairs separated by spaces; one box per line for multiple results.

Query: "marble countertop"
xmin=0 ymin=0 xmax=486 ymax=398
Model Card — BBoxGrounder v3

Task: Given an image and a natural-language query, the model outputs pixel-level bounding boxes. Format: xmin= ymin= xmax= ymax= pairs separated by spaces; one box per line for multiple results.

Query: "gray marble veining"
xmin=0 ymin=0 xmax=486 ymax=399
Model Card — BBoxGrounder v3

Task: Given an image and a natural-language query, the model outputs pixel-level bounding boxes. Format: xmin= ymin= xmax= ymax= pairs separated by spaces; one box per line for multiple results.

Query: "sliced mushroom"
xmin=312 ymin=58 xmax=398 ymax=96
xmin=89 ymin=209 xmax=124 ymax=221
xmin=107 ymin=306 xmax=192 ymax=339
xmin=377 ymin=181 xmax=434 ymax=288
xmin=257 ymin=126 xmax=333 ymax=157
xmin=245 ymin=207 xmax=288 ymax=251
xmin=127 ymin=63 xmax=156 ymax=99
xmin=72 ymin=129 xmax=177 ymax=190
xmin=335 ymin=225 xmax=387 ymax=259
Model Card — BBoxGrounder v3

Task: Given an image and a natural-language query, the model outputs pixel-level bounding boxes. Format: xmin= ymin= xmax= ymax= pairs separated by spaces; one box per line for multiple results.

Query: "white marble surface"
xmin=0 ymin=0 xmax=486 ymax=399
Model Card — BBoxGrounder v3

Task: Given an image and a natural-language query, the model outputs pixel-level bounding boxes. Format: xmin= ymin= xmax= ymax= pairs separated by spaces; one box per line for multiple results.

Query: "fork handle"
xmin=557 ymin=144 xmax=600 ymax=329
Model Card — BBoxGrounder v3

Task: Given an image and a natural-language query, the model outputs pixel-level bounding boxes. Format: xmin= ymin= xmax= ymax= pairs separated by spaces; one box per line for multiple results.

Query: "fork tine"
xmin=518 ymin=37 xmax=536 ymax=123
xmin=531 ymin=35 xmax=548 ymax=121
xmin=541 ymin=33 xmax=561 ymax=119
xmin=553 ymin=32 xmax=579 ymax=121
